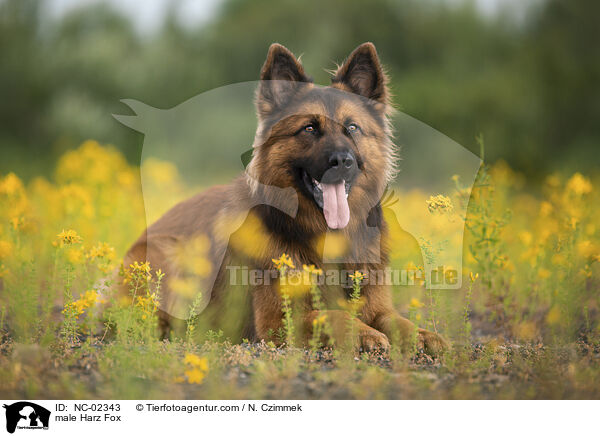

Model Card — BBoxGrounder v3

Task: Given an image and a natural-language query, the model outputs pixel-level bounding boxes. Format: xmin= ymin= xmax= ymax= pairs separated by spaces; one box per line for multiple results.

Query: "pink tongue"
xmin=322 ymin=182 xmax=350 ymax=229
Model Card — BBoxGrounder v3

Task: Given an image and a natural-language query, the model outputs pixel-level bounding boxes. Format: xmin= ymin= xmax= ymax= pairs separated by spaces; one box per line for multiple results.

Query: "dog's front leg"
xmin=305 ymin=309 xmax=390 ymax=352
xmin=252 ymin=284 xmax=285 ymax=343
xmin=362 ymin=285 xmax=449 ymax=356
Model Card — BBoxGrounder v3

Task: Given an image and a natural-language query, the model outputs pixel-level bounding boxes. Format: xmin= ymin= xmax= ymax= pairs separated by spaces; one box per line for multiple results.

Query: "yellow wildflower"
xmin=349 ymin=270 xmax=365 ymax=282
xmin=312 ymin=314 xmax=327 ymax=327
xmin=272 ymin=253 xmax=294 ymax=270
xmin=577 ymin=240 xmax=596 ymax=259
xmin=409 ymin=298 xmax=424 ymax=309
xmin=566 ymin=172 xmax=592 ymax=196
xmin=0 ymin=173 xmax=24 ymax=196
xmin=185 ymin=368 xmax=206 ymax=384
xmin=302 ymin=264 xmax=323 ymax=276
xmin=55 ymin=229 xmax=82 ymax=246
xmin=0 ymin=240 xmax=13 ymax=259
xmin=519 ymin=231 xmax=533 ymax=246
xmin=87 ymin=242 xmax=116 ymax=261
xmin=66 ymin=247 xmax=84 ymax=264
xmin=539 ymin=201 xmax=553 ymax=217
xmin=184 ymin=353 xmax=208 ymax=371
xmin=280 ymin=270 xmax=311 ymax=297
xmin=426 ymin=194 xmax=454 ymax=214
xmin=183 ymin=353 xmax=209 ymax=384
xmin=10 ymin=217 xmax=25 ymax=231
xmin=82 ymin=290 xmax=100 ymax=305
xmin=62 ymin=289 xmax=101 ymax=319
xmin=538 ymin=268 xmax=551 ymax=279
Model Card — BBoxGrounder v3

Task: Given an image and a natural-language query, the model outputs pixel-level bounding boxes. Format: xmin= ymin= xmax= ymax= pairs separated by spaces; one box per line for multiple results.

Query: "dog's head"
xmin=248 ymin=43 xmax=396 ymax=233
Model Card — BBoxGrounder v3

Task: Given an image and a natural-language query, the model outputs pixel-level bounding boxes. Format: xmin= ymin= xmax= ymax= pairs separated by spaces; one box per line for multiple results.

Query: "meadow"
xmin=0 ymin=140 xmax=598 ymax=400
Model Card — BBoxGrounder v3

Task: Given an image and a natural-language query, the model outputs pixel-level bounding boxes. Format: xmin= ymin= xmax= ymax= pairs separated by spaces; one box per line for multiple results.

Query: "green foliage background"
xmin=1 ymin=0 xmax=598 ymax=180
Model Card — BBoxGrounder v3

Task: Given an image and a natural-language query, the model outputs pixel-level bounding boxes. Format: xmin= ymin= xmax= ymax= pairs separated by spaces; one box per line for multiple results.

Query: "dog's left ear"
xmin=332 ymin=42 xmax=388 ymax=104
xmin=257 ymin=43 xmax=311 ymax=117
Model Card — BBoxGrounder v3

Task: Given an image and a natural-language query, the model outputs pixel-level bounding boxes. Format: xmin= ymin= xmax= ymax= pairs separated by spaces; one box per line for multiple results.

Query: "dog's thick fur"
xmin=122 ymin=43 xmax=447 ymax=355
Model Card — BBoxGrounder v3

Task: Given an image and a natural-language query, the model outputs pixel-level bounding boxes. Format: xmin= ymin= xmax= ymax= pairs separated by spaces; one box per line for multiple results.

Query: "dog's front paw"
xmin=359 ymin=327 xmax=390 ymax=353
xmin=417 ymin=328 xmax=449 ymax=357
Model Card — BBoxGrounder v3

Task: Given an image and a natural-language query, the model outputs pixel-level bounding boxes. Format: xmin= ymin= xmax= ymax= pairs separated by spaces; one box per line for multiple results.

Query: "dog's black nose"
xmin=323 ymin=150 xmax=357 ymax=183
xmin=328 ymin=151 xmax=355 ymax=170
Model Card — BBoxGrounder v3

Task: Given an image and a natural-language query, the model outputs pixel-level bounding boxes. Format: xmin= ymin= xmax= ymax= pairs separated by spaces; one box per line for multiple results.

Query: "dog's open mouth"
xmin=301 ymin=169 xmax=351 ymax=229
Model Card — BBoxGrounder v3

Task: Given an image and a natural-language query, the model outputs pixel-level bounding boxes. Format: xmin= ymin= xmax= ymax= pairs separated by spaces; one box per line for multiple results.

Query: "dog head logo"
xmin=3 ymin=402 xmax=50 ymax=434
xmin=114 ymin=43 xmax=481 ymax=317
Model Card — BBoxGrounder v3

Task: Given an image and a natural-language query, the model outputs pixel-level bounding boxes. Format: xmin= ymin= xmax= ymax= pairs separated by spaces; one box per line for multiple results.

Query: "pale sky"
xmin=44 ymin=0 xmax=528 ymax=34
xmin=44 ymin=0 xmax=223 ymax=34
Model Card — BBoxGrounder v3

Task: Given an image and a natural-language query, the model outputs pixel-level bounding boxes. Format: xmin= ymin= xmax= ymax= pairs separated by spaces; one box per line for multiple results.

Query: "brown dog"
xmin=121 ymin=42 xmax=447 ymax=355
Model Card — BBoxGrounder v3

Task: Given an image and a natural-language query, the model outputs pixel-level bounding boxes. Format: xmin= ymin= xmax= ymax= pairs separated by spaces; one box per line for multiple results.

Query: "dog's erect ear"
xmin=332 ymin=42 xmax=388 ymax=104
xmin=257 ymin=44 xmax=311 ymax=116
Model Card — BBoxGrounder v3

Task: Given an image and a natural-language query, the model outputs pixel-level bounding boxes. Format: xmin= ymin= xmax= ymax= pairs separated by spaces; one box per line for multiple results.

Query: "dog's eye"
xmin=347 ymin=123 xmax=360 ymax=133
xmin=304 ymin=124 xmax=316 ymax=133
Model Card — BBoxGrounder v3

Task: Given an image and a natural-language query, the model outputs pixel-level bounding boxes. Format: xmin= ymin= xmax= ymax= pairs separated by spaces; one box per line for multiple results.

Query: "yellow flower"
xmin=66 ymin=247 xmax=84 ymax=264
xmin=279 ymin=270 xmax=311 ymax=297
xmin=539 ymin=201 xmax=553 ymax=217
xmin=409 ymin=298 xmax=424 ymax=309
xmin=0 ymin=240 xmax=13 ymax=259
xmin=10 ymin=216 xmax=25 ymax=231
xmin=184 ymin=353 xmax=203 ymax=367
xmin=312 ymin=314 xmax=327 ymax=327
xmin=577 ymin=240 xmax=596 ymax=259
xmin=184 ymin=353 xmax=209 ymax=371
xmin=55 ymin=229 xmax=82 ymax=246
xmin=349 ymin=270 xmax=365 ymax=282
xmin=302 ymin=264 xmax=323 ymax=276
xmin=566 ymin=172 xmax=592 ymax=196
xmin=121 ymin=261 xmax=154 ymax=287
xmin=87 ymin=242 xmax=116 ymax=261
xmin=185 ymin=368 xmax=206 ymax=384
xmin=82 ymin=290 xmax=100 ymax=305
xmin=183 ymin=354 xmax=209 ymax=384
xmin=272 ymin=253 xmax=295 ymax=270
xmin=0 ymin=173 xmax=24 ymax=196
xmin=568 ymin=217 xmax=579 ymax=230
xmin=426 ymin=194 xmax=454 ymax=214
xmin=469 ymin=271 xmax=479 ymax=282
xmin=537 ymin=268 xmax=551 ymax=279
xmin=62 ymin=289 xmax=102 ymax=319
xmin=519 ymin=231 xmax=533 ymax=246
xmin=128 ymin=261 xmax=152 ymax=279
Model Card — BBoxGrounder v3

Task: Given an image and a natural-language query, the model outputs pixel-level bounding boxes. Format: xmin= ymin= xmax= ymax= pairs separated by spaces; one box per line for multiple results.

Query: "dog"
xmin=120 ymin=42 xmax=447 ymax=355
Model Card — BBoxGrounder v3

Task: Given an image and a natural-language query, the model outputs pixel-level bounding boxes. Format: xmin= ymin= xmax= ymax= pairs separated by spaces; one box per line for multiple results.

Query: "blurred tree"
xmin=0 ymin=0 xmax=598 ymax=179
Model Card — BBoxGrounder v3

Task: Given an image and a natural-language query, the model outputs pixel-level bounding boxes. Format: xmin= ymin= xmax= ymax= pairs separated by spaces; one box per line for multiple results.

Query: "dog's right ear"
xmin=256 ymin=44 xmax=311 ymax=117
